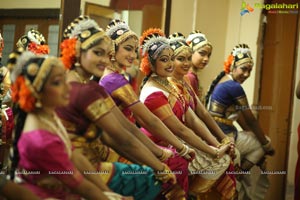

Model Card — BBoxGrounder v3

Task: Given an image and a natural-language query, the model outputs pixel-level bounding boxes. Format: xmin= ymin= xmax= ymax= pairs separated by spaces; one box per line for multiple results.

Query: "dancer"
xmin=168 ymin=32 xmax=236 ymax=199
xmin=139 ymin=28 xmax=231 ymax=199
xmin=185 ymin=30 xmax=212 ymax=102
xmin=205 ymin=44 xmax=275 ymax=199
xmin=58 ymin=15 xmax=176 ymax=200
xmin=9 ymin=50 xmax=124 ymax=199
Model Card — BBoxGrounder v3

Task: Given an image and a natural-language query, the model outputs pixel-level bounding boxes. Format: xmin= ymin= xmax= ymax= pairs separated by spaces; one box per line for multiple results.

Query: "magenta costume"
xmin=18 ymin=130 xmax=83 ymax=199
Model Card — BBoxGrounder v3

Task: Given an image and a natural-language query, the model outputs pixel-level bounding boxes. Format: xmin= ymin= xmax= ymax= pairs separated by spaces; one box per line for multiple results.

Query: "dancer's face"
xmin=191 ymin=45 xmax=212 ymax=70
xmin=80 ymin=38 xmax=112 ymax=78
xmin=154 ymin=48 xmax=175 ymax=78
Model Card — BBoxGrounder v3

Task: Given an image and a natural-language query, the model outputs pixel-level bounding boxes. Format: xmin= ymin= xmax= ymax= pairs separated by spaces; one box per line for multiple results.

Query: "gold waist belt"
xmin=213 ymin=116 xmax=233 ymax=126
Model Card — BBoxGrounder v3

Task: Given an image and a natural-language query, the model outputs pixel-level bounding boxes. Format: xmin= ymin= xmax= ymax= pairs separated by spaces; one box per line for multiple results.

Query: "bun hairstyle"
xmin=16 ymin=29 xmax=49 ymax=55
xmin=139 ymin=28 xmax=170 ymax=76
xmin=186 ymin=30 xmax=212 ymax=52
xmin=168 ymin=32 xmax=192 ymax=56
xmin=60 ymin=15 xmax=111 ymax=69
xmin=205 ymin=43 xmax=253 ymax=106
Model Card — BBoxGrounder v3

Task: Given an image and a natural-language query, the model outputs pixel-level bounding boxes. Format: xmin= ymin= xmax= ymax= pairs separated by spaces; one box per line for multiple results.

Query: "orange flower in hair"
xmin=139 ymin=28 xmax=165 ymax=47
xmin=140 ymin=52 xmax=151 ymax=76
xmin=60 ymin=38 xmax=77 ymax=69
xmin=11 ymin=76 xmax=36 ymax=112
xmin=28 ymin=42 xmax=50 ymax=55
xmin=224 ymin=54 xmax=234 ymax=74
xmin=139 ymin=28 xmax=167 ymax=75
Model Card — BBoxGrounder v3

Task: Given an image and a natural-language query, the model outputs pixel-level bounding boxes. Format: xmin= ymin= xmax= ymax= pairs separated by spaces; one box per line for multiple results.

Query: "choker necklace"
xmin=72 ymin=70 xmax=90 ymax=84
xmin=37 ymin=111 xmax=72 ymax=157
xmin=151 ymin=75 xmax=187 ymax=117
xmin=106 ymin=63 xmax=122 ymax=74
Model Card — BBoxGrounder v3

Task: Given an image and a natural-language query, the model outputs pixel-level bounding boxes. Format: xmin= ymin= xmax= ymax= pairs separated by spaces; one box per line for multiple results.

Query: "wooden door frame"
xmin=257 ymin=1 xmax=299 ymax=199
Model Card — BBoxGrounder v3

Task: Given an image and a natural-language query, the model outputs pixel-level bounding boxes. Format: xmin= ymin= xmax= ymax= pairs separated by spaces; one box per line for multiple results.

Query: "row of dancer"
xmin=1 ymin=14 xmax=274 ymax=200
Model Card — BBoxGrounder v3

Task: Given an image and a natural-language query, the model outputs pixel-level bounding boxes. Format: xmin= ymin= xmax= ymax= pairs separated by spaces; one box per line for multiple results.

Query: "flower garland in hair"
xmin=11 ymin=76 xmax=36 ymax=112
xmin=224 ymin=54 xmax=234 ymax=74
xmin=139 ymin=28 xmax=165 ymax=76
xmin=28 ymin=42 xmax=50 ymax=55
xmin=60 ymin=38 xmax=77 ymax=69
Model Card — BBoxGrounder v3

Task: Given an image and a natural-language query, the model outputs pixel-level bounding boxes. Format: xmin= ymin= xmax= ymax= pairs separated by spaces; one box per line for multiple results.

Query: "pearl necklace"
xmin=37 ymin=112 xmax=72 ymax=157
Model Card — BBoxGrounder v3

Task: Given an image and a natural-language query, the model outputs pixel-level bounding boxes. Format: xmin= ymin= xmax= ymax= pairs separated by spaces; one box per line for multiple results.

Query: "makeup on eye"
xmin=93 ymin=49 xmax=105 ymax=56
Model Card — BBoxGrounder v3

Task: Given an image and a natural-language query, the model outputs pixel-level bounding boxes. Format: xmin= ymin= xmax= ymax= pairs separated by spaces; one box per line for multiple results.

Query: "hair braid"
xmin=10 ymin=104 xmax=27 ymax=180
xmin=205 ymin=71 xmax=226 ymax=107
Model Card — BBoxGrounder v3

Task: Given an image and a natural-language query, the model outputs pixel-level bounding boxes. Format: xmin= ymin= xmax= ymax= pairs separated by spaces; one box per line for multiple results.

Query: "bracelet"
xmin=214 ymin=148 xmax=220 ymax=160
xmin=178 ymin=144 xmax=189 ymax=157
xmin=221 ymin=137 xmax=232 ymax=145
xmin=262 ymin=140 xmax=272 ymax=152
xmin=158 ymin=149 xmax=168 ymax=161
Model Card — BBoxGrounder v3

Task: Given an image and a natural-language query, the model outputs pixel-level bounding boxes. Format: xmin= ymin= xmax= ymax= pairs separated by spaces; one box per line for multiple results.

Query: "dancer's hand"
xmin=158 ymin=148 xmax=174 ymax=161
xmin=155 ymin=163 xmax=177 ymax=184
xmin=103 ymin=191 xmax=134 ymax=200
xmin=178 ymin=144 xmax=195 ymax=161
xmin=262 ymin=140 xmax=275 ymax=156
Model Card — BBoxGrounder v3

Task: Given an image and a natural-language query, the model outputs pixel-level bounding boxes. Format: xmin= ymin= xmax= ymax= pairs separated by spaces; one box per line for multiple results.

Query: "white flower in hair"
xmin=169 ymin=35 xmax=185 ymax=44
xmin=70 ymin=19 xmax=101 ymax=38
xmin=142 ymin=36 xmax=169 ymax=57
xmin=11 ymin=51 xmax=37 ymax=83
xmin=27 ymin=30 xmax=45 ymax=45
xmin=106 ymin=22 xmax=130 ymax=37
xmin=186 ymin=32 xmax=207 ymax=44
xmin=232 ymin=47 xmax=251 ymax=56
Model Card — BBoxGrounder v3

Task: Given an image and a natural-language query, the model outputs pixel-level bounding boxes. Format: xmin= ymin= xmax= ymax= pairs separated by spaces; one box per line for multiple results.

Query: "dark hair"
xmin=205 ymin=71 xmax=226 ymax=107
xmin=140 ymin=71 xmax=153 ymax=91
xmin=10 ymin=104 xmax=27 ymax=180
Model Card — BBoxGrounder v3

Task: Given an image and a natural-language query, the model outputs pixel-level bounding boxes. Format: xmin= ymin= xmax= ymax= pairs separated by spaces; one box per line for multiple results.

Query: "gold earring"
xmin=35 ymin=99 xmax=42 ymax=108
xmin=110 ymin=56 xmax=116 ymax=62
xmin=74 ymin=61 xmax=80 ymax=67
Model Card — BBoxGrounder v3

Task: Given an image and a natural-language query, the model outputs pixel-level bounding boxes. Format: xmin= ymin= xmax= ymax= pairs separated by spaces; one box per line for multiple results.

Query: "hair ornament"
xmin=16 ymin=29 xmax=49 ymax=55
xmin=69 ymin=18 xmax=102 ymax=39
xmin=139 ymin=28 xmax=171 ymax=75
xmin=224 ymin=44 xmax=253 ymax=72
xmin=168 ymin=32 xmax=191 ymax=56
xmin=10 ymin=50 xmax=36 ymax=83
xmin=106 ymin=19 xmax=138 ymax=47
xmin=186 ymin=30 xmax=212 ymax=51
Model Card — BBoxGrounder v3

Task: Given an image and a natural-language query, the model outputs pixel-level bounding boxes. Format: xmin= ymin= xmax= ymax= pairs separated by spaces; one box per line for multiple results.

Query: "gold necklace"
xmin=106 ymin=63 xmax=122 ymax=73
xmin=37 ymin=111 xmax=72 ymax=157
xmin=169 ymin=77 xmax=197 ymax=108
xmin=72 ymin=70 xmax=89 ymax=84
xmin=151 ymin=75 xmax=187 ymax=113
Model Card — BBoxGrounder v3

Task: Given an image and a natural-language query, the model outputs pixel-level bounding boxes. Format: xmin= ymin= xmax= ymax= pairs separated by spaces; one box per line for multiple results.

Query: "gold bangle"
xmin=214 ymin=148 xmax=220 ymax=160
xmin=178 ymin=144 xmax=189 ymax=157
xmin=221 ymin=137 xmax=231 ymax=145
xmin=158 ymin=149 xmax=168 ymax=161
